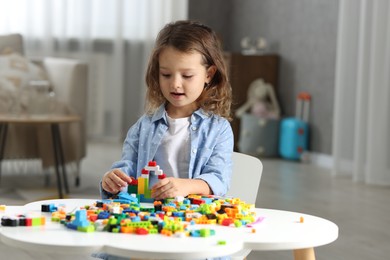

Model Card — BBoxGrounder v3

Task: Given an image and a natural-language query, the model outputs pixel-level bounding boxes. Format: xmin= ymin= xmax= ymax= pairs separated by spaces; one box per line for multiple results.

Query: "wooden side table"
xmin=0 ymin=114 xmax=81 ymax=199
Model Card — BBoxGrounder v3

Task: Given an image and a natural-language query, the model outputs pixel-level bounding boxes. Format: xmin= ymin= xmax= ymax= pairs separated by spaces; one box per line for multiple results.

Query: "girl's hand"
xmin=151 ymin=177 xmax=211 ymax=200
xmin=151 ymin=177 xmax=188 ymax=200
xmin=102 ymin=169 xmax=133 ymax=194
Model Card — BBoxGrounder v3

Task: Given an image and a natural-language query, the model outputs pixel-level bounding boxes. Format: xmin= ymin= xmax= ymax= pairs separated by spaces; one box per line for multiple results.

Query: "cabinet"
xmin=224 ymin=53 xmax=280 ymax=151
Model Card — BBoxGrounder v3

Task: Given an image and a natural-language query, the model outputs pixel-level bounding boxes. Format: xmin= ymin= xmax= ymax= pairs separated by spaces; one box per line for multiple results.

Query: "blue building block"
xmin=98 ymin=211 xmax=111 ymax=219
xmin=71 ymin=210 xmax=89 ymax=227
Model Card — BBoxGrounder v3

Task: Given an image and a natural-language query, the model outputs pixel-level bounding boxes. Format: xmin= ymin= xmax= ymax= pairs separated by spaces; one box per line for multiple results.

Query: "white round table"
xmin=0 ymin=199 xmax=338 ymax=260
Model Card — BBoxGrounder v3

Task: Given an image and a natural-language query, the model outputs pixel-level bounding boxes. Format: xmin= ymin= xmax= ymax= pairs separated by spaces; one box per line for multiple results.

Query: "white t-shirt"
xmin=154 ymin=115 xmax=190 ymax=178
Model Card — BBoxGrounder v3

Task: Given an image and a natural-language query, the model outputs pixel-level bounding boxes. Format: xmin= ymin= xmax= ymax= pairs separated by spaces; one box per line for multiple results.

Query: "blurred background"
xmin=1 ymin=1 xmax=390 ymax=259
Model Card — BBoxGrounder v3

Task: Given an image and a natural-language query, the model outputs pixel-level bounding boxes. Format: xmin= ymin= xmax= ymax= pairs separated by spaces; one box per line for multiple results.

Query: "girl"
xmin=101 ymin=20 xmax=233 ymax=201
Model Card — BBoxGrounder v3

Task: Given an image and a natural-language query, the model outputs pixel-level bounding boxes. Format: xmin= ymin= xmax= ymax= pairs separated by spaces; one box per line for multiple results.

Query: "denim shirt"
xmin=100 ymin=105 xmax=234 ymax=199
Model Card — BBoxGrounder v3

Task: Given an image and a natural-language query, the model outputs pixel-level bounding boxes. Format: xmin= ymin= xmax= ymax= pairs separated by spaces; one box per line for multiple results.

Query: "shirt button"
xmin=192 ymin=148 xmax=197 ymax=153
xmin=191 ymin=126 xmax=197 ymax=131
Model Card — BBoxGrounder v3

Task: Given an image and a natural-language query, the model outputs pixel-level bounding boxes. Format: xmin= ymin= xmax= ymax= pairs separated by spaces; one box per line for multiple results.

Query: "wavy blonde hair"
xmin=145 ymin=20 xmax=232 ymax=120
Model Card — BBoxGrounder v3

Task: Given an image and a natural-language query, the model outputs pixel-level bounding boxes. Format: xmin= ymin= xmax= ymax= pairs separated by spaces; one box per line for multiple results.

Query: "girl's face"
xmin=159 ymin=46 xmax=215 ymax=118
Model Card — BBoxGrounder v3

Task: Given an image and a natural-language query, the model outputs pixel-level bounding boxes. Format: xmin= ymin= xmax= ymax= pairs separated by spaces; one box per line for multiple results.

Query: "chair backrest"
xmin=227 ymin=152 xmax=263 ymax=204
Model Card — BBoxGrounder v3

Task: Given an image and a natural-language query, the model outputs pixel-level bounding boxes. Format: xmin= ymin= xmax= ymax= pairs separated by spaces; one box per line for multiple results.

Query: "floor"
xmin=1 ymin=140 xmax=390 ymax=260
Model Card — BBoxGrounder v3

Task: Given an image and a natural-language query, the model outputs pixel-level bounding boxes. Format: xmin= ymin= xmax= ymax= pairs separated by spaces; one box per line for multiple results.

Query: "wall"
xmin=189 ymin=0 xmax=339 ymax=155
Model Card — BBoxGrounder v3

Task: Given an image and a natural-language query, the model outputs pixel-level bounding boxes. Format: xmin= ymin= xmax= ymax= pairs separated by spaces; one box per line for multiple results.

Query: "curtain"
xmin=333 ymin=0 xmax=390 ymax=185
xmin=0 ymin=0 xmax=188 ymax=140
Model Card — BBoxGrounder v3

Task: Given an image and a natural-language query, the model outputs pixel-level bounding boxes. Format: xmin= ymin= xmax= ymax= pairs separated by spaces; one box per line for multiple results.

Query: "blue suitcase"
xmin=279 ymin=92 xmax=311 ymax=160
xmin=279 ymin=118 xmax=308 ymax=160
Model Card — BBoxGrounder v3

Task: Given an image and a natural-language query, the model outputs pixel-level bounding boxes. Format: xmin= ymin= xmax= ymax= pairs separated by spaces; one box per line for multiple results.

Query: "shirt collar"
xmin=151 ymin=105 xmax=168 ymax=124
xmin=193 ymin=108 xmax=211 ymax=119
xmin=151 ymin=104 xmax=210 ymax=124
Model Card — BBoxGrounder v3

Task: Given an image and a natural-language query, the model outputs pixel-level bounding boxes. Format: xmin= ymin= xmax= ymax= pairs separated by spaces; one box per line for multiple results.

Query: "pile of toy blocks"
xmin=48 ymin=194 xmax=256 ymax=237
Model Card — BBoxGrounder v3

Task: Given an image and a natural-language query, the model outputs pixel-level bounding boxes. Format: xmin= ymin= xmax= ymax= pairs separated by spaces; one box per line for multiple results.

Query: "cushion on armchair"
xmin=0 ymin=33 xmax=24 ymax=55
xmin=0 ymin=52 xmax=49 ymax=113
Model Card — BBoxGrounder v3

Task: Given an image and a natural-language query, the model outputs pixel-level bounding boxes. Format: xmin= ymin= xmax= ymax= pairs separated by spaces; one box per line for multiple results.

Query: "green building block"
xmin=78 ymin=225 xmax=95 ymax=232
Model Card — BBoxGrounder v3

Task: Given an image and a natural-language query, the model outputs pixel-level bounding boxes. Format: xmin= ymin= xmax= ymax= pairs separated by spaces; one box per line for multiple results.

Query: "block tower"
xmin=127 ymin=161 xmax=166 ymax=203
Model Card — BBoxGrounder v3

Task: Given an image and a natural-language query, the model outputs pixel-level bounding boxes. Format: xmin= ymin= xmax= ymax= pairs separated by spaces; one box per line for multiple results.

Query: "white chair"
xmin=227 ymin=152 xmax=263 ymax=260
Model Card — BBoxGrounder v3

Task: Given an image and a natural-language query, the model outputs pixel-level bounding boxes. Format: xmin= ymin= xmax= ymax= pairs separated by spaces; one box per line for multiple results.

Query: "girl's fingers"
xmin=103 ymin=169 xmax=132 ymax=194
xmin=111 ymin=170 xmax=133 ymax=187
xmin=152 ymin=179 xmax=172 ymax=199
xmin=151 ymin=178 xmax=169 ymax=190
xmin=103 ymin=178 xmax=117 ymax=193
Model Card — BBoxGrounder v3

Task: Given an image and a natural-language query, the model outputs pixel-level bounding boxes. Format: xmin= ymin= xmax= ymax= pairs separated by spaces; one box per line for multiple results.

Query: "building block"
xmin=42 ymin=204 xmax=58 ymax=212
xmin=71 ymin=210 xmax=90 ymax=227
xmin=1 ymin=217 xmax=18 ymax=226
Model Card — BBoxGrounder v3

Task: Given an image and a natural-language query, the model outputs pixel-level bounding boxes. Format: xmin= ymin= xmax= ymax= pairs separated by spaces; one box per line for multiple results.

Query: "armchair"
xmin=0 ymin=33 xmax=88 ymax=186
